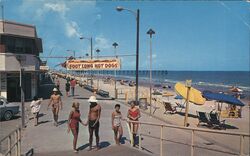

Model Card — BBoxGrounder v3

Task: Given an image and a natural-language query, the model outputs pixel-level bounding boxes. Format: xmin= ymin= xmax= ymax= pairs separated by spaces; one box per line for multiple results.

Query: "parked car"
xmin=0 ymin=96 xmax=20 ymax=121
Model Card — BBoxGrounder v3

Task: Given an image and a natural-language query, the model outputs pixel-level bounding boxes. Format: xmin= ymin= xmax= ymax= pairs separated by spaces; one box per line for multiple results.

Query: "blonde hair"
xmin=72 ymin=102 xmax=80 ymax=109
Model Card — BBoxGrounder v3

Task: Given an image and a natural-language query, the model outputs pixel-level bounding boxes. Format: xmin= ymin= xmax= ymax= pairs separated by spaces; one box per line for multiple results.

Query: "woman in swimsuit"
xmin=127 ymin=101 xmax=141 ymax=146
xmin=112 ymin=104 xmax=124 ymax=145
xmin=68 ymin=102 xmax=86 ymax=152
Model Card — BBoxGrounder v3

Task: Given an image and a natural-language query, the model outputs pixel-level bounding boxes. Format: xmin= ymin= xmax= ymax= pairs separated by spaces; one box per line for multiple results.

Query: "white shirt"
xmin=30 ymin=100 xmax=41 ymax=113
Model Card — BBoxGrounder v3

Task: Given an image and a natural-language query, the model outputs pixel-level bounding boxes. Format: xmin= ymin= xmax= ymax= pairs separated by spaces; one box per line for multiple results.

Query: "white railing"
xmin=126 ymin=120 xmax=250 ymax=156
xmin=0 ymin=126 xmax=21 ymax=156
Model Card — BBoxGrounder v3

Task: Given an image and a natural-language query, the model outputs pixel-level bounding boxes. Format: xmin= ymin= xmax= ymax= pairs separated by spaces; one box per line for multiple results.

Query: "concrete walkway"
xmin=21 ymin=78 xmax=249 ymax=156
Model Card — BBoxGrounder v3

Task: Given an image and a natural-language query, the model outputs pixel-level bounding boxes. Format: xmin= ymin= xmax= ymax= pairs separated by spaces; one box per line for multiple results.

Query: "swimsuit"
xmin=129 ymin=109 xmax=139 ymax=120
xmin=89 ymin=119 xmax=100 ymax=129
xmin=52 ymin=102 xmax=59 ymax=108
xmin=114 ymin=114 xmax=122 ymax=127
xmin=69 ymin=110 xmax=81 ymax=130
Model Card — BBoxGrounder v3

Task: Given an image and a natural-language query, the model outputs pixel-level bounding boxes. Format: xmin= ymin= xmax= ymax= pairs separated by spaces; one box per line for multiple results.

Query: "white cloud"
xmin=65 ymin=21 xmax=82 ymax=38
xmin=44 ymin=2 xmax=69 ymax=14
xmin=94 ymin=35 xmax=112 ymax=50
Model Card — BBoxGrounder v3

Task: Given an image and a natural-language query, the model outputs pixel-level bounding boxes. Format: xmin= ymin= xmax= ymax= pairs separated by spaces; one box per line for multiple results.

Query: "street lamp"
xmin=80 ymin=36 xmax=93 ymax=86
xmin=116 ymin=6 xmax=140 ymax=104
xmin=96 ymin=49 xmax=100 ymax=90
xmin=112 ymin=42 xmax=118 ymax=99
xmin=147 ymin=28 xmax=155 ymax=116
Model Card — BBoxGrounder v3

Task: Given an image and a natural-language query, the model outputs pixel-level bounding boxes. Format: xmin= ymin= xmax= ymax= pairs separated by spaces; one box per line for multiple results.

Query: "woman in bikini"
xmin=112 ymin=104 xmax=124 ymax=145
xmin=68 ymin=102 xmax=86 ymax=152
xmin=127 ymin=101 xmax=141 ymax=146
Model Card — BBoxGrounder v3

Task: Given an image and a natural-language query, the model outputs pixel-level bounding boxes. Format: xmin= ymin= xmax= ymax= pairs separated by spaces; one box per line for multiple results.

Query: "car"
xmin=0 ymin=96 xmax=20 ymax=121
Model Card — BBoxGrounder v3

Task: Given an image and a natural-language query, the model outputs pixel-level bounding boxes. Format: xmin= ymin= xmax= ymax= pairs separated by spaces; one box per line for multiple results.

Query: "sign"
xmin=40 ymin=66 xmax=49 ymax=71
xmin=66 ymin=59 xmax=121 ymax=71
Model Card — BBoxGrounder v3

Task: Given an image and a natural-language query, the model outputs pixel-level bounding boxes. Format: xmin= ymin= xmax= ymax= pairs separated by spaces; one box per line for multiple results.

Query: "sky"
xmin=2 ymin=0 xmax=250 ymax=71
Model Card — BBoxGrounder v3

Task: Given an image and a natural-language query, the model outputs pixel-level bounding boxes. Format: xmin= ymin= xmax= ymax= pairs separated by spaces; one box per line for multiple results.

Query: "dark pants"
xmin=71 ymin=87 xmax=75 ymax=96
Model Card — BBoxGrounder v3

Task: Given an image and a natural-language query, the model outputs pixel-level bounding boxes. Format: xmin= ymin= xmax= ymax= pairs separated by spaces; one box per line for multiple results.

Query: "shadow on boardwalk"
xmin=33 ymin=145 xmax=151 ymax=156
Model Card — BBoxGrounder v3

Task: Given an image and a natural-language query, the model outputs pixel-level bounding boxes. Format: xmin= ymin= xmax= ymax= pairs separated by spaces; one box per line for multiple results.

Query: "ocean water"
xmin=75 ymin=70 xmax=250 ymax=94
xmin=88 ymin=70 xmax=250 ymax=92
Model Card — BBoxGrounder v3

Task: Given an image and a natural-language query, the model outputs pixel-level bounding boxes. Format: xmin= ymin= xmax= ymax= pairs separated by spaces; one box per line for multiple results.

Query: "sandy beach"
xmin=68 ymin=74 xmax=249 ymax=134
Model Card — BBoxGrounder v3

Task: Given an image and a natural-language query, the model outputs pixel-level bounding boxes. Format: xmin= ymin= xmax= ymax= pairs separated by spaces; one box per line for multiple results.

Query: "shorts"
xmin=89 ymin=120 xmax=100 ymax=129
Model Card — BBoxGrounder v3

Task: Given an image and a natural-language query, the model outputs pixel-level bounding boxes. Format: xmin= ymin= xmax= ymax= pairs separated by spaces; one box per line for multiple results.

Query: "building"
xmin=0 ymin=20 xmax=43 ymax=102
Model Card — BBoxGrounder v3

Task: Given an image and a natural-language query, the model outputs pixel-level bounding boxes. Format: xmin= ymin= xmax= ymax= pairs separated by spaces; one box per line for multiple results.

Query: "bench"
xmin=84 ymin=85 xmax=95 ymax=92
xmin=97 ymin=90 xmax=109 ymax=97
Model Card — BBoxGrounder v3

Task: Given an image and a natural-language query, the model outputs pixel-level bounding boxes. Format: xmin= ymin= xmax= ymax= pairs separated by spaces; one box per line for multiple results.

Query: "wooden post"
xmin=130 ymin=122 xmax=134 ymax=147
xmin=15 ymin=131 xmax=18 ymax=156
xmin=139 ymin=123 xmax=142 ymax=150
xmin=184 ymin=80 xmax=192 ymax=127
xmin=125 ymin=92 xmax=128 ymax=103
xmin=18 ymin=128 xmax=21 ymax=156
xmin=240 ymin=135 xmax=244 ymax=156
xmin=8 ymin=135 xmax=11 ymax=156
xmin=191 ymin=130 xmax=194 ymax=156
xmin=160 ymin=125 xmax=163 ymax=156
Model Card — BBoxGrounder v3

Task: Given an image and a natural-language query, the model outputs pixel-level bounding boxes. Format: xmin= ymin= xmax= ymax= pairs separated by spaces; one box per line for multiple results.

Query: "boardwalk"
xmin=20 ymin=78 xmax=249 ymax=156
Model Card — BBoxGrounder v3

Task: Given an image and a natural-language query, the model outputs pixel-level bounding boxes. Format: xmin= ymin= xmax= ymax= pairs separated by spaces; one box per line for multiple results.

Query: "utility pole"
xmin=20 ymin=68 xmax=25 ymax=128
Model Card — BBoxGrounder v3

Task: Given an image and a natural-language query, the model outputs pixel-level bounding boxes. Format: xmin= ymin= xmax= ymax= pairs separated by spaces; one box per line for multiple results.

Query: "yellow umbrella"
xmin=175 ymin=82 xmax=205 ymax=105
xmin=175 ymin=81 xmax=205 ymax=127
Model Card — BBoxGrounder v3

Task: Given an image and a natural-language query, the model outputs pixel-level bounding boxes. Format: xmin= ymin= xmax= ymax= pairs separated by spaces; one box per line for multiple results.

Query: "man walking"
xmin=87 ymin=96 xmax=101 ymax=150
xmin=48 ymin=88 xmax=63 ymax=126
xmin=70 ymin=78 xmax=76 ymax=96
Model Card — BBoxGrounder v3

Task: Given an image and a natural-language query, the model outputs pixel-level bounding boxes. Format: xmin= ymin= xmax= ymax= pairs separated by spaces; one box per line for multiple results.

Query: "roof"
xmin=0 ymin=20 xmax=37 ymax=38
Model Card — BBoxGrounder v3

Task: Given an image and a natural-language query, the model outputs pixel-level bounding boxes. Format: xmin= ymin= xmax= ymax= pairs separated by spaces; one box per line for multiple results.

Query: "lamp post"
xmin=80 ymin=36 xmax=93 ymax=87
xmin=112 ymin=42 xmax=118 ymax=99
xmin=96 ymin=49 xmax=100 ymax=90
xmin=116 ymin=6 xmax=140 ymax=104
xmin=147 ymin=28 xmax=155 ymax=116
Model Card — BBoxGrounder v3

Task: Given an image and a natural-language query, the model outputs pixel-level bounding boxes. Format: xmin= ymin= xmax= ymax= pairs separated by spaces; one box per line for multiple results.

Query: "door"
xmin=7 ymin=75 xmax=21 ymax=102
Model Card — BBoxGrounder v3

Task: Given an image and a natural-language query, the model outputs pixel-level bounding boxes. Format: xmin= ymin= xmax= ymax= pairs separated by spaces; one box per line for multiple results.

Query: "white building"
xmin=0 ymin=20 xmax=43 ymax=102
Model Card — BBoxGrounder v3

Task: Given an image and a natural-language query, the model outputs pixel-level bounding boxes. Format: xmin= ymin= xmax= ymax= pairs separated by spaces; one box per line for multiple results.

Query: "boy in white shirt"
xmin=30 ymin=96 xmax=42 ymax=126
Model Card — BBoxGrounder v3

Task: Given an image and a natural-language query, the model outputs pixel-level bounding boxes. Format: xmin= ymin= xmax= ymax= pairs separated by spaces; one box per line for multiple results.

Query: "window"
xmin=0 ymin=35 xmax=38 ymax=55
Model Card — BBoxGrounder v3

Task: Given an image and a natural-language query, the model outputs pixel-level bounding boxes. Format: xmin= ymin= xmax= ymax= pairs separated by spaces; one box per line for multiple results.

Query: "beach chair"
xmin=196 ymin=111 xmax=211 ymax=127
xmin=163 ymin=102 xmax=176 ymax=114
xmin=208 ymin=113 xmax=226 ymax=130
xmin=149 ymin=98 xmax=160 ymax=114
xmin=175 ymin=102 xmax=185 ymax=112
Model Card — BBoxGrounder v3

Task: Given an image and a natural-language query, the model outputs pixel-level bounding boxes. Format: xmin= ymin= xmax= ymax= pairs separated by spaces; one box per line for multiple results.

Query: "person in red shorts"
xmin=68 ymin=102 xmax=86 ymax=152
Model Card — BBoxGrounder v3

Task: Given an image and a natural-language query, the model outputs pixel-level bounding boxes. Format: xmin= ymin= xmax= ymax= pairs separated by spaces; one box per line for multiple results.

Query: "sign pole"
xmin=20 ymin=68 xmax=25 ymax=128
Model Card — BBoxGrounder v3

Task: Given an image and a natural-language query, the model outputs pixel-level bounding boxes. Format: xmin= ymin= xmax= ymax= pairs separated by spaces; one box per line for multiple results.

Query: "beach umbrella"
xmin=202 ymin=91 xmax=245 ymax=106
xmin=175 ymin=82 xmax=205 ymax=105
xmin=175 ymin=81 xmax=206 ymax=127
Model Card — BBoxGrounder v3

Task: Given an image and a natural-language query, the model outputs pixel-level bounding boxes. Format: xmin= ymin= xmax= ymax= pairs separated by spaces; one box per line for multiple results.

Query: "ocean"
xmin=75 ymin=70 xmax=250 ymax=99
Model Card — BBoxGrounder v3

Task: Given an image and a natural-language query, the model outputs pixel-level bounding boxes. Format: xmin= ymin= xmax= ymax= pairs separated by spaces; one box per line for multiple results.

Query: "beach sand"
xmin=72 ymin=75 xmax=249 ymax=134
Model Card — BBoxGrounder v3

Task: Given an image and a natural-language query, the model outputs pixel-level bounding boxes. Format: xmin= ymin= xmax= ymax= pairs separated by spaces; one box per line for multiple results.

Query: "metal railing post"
xmin=240 ymin=135 xmax=244 ymax=156
xmin=139 ymin=123 xmax=142 ymax=150
xmin=8 ymin=135 xmax=11 ymax=156
xmin=191 ymin=130 xmax=194 ymax=156
xmin=160 ymin=125 xmax=163 ymax=156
